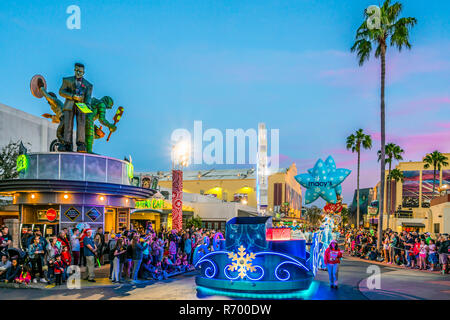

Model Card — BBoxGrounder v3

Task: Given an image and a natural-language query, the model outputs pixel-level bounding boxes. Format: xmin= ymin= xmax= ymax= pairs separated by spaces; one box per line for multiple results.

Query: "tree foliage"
xmin=0 ymin=141 xmax=27 ymax=180
xmin=186 ymin=215 xmax=202 ymax=229
xmin=305 ymin=206 xmax=322 ymax=227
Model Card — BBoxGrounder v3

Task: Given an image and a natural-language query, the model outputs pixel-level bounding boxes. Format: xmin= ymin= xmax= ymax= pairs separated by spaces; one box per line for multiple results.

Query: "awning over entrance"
xmin=401 ymin=222 xmax=425 ymax=228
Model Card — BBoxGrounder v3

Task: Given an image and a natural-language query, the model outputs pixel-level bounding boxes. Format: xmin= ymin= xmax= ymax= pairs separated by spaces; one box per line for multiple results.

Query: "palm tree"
xmin=340 ymin=207 xmax=350 ymax=226
xmin=346 ymin=129 xmax=372 ymax=229
xmin=351 ymin=0 xmax=416 ymax=249
xmin=387 ymin=168 xmax=404 ymax=216
xmin=377 ymin=143 xmax=404 ymax=228
xmin=305 ymin=206 xmax=322 ymax=227
xmin=423 ymin=151 xmax=449 ymax=199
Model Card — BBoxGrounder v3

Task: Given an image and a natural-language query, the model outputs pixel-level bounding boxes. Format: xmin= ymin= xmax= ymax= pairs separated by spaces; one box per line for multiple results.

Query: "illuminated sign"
xmin=64 ymin=207 xmax=81 ymax=221
xmin=266 ymin=228 xmax=291 ymax=241
xmin=46 ymin=208 xmax=57 ymax=222
xmin=127 ymin=162 xmax=134 ymax=180
xmin=86 ymin=207 xmax=101 ymax=222
xmin=135 ymin=199 xmax=164 ymax=209
xmin=16 ymin=154 xmax=28 ymax=172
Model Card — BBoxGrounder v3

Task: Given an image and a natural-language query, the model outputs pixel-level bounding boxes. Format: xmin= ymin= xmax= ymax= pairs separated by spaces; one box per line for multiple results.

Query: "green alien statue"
xmin=85 ymin=96 xmax=117 ymax=153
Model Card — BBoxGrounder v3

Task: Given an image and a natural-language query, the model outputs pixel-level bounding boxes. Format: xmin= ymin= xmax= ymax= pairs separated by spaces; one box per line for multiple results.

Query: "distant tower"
xmin=256 ymin=123 xmax=268 ymax=215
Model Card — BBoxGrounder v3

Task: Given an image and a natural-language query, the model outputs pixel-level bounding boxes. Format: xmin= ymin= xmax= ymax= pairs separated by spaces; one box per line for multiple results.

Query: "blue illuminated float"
xmin=194 ymin=217 xmax=321 ymax=298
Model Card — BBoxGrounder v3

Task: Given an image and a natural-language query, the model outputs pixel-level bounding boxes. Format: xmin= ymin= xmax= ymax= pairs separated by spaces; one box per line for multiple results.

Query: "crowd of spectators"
xmin=0 ymin=222 xmax=222 ymax=286
xmin=345 ymin=227 xmax=450 ymax=274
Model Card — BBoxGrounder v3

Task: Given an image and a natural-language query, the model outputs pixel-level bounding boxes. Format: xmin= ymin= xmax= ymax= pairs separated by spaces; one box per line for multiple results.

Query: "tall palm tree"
xmin=377 ymin=143 xmax=404 ymax=228
xmin=351 ymin=0 xmax=416 ymax=249
xmin=346 ymin=129 xmax=372 ymax=229
xmin=423 ymin=151 xmax=449 ymax=199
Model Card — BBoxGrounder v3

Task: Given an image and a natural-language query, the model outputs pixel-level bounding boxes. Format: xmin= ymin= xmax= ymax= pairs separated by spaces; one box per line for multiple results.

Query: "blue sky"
xmin=0 ymin=0 xmax=449 ymax=204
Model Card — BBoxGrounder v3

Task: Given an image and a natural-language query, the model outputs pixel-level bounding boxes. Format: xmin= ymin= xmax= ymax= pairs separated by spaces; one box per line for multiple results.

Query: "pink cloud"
xmin=391 ymin=96 xmax=450 ymax=117
xmin=318 ymin=46 xmax=450 ymax=88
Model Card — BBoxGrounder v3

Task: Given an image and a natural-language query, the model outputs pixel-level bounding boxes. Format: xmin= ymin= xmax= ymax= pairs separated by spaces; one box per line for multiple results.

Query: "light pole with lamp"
xmin=171 ymin=140 xmax=190 ymax=232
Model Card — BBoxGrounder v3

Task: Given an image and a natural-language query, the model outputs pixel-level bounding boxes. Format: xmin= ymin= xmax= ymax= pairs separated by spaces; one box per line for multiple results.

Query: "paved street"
xmin=0 ymin=256 xmax=448 ymax=300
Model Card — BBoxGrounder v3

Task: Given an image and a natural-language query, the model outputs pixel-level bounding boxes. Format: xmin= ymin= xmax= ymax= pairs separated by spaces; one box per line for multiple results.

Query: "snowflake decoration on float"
xmin=227 ymin=245 xmax=256 ymax=279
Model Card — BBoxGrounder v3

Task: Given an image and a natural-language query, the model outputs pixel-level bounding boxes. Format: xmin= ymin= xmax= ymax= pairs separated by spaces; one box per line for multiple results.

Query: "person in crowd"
xmin=79 ymin=228 xmax=87 ymax=267
xmin=112 ymin=238 xmax=126 ymax=283
xmin=1 ymin=227 xmax=12 ymax=251
xmin=412 ymin=237 xmax=421 ymax=268
xmin=46 ymin=258 xmax=55 ymax=284
xmin=28 ymin=236 xmax=46 ymax=283
xmin=0 ymin=230 xmax=7 ymax=257
xmin=131 ymin=235 xmax=148 ymax=281
xmin=71 ymin=228 xmax=81 ymax=266
xmin=106 ymin=233 xmax=117 ymax=280
xmin=324 ymin=239 xmax=342 ymax=289
xmin=97 ymin=227 xmax=106 ymax=258
xmin=125 ymin=238 xmax=133 ymax=279
xmin=46 ymin=237 xmax=60 ymax=264
xmin=16 ymin=265 xmax=31 ymax=285
xmin=0 ymin=255 xmax=11 ymax=281
xmin=5 ymin=259 xmax=21 ymax=283
xmin=83 ymin=229 xmax=97 ymax=282
xmin=438 ymin=235 xmax=449 ymax=275
xmin=428 ymin=239 xmax=438 ymax=271
xmin=58 ymin=231 xmax=71 ymax=252
xmin=404 ymin=233 xmax=415 ymax=268
xmin=61 ymin=245 xmax=71 ymax=281
xmin=184 ymin=233 xmax=192 ymax=265
xmin=54 ymin=254 xmax=65 ymax=286
xmin=418 ymin=239 xmax=428 ymax=270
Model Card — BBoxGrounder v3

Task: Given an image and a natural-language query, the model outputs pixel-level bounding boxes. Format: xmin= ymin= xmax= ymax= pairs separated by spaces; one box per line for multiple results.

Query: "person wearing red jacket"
xmin=324 ymin=239 xmax=342 ymax=289
xmin=54 ymin=254 xmax=65 ymax=286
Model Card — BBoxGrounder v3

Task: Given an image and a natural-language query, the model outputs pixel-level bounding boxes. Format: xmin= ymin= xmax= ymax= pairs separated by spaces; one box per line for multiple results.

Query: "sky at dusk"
xmin=0 ymin=0 xmax=449 ymax=204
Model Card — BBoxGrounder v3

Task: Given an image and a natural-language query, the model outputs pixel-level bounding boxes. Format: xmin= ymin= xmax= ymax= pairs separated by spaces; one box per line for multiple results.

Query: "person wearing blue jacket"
xmin=131 ymin=235 xmax=149 ymax=281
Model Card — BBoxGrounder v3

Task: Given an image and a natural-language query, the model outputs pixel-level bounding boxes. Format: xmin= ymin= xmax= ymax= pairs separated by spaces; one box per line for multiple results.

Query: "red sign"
xmin=46 ymin=208 xmax=57 ymax=222
xmin=266 ymin=228 xmax=291 ymax=241
xmin=323 ymin=202 xmax=343 ymax=214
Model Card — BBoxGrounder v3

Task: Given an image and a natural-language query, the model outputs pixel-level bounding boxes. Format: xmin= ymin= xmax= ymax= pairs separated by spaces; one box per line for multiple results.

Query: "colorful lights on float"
xmin=194 ymin=217 xmax=320 ymax=297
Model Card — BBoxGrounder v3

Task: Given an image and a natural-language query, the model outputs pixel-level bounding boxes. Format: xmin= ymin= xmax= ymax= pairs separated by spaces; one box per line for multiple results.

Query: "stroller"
xmin=7 ymin=248 xmax=28 ymax=265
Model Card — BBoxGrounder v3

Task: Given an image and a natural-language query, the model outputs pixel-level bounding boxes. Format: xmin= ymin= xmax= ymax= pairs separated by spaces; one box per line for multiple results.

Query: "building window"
xmin=402 ymin=171 xmax=420 ymax=208
xmin=274 ymin=183 xmax=283 ymax=206
xmin=434 ymin=223 xmax=440 ymax=234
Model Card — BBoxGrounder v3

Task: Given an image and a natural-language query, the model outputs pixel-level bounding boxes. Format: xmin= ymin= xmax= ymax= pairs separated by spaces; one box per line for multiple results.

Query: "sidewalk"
xmin=344 ymin=253 xmax=446 ymax=275
xmin=0 ymin=264 xmax=198 ymax=290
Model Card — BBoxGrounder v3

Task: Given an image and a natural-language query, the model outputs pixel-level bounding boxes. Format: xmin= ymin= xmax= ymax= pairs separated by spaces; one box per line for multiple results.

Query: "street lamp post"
xmin=171 ymin=140 xmax=190 ymax=232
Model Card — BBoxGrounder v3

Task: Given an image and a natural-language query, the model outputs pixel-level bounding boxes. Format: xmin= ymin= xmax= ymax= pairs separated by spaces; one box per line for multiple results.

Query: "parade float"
xmin=193 ymin=156 xmax=350 ymax=298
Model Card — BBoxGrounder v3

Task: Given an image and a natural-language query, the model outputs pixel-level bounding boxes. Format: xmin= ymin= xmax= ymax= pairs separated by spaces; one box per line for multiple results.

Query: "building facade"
xmin=376 ymin=153 xmax=450 ymax=233
xmin=0 ymin=102 xmax=58 ymax=153
xmin=134 ymin=164 xmax=302 ymax=220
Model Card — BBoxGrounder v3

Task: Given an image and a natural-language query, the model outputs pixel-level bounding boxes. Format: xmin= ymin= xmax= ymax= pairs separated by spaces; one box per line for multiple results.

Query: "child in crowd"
xmin=47 ymin=259 xmax=55 ymax=284
xmin=61 ymin=246 xmax=71 ymax=281
xmin=16 ymin=266 xmax=31 ymax=285
xmin=418 ymin=239 xmax=428 ymax=270
xmin=54 ymin=254 xmax=65 ymax=286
